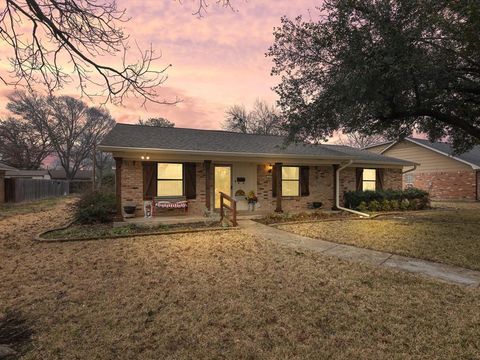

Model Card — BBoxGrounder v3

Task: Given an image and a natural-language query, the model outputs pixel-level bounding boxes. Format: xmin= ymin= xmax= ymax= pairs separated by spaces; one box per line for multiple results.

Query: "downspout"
xmin=335 ymin=160 xmax=370 ymax=218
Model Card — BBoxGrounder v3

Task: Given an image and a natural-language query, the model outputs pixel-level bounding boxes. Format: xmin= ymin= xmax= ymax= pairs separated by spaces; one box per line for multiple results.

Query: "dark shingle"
xmin=100 ymin=124 xmax=412 ymax=165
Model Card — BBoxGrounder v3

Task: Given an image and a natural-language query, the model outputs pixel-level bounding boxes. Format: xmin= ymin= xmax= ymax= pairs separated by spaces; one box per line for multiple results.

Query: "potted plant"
xmin=246 ymin=191 xmax=258 ymax=212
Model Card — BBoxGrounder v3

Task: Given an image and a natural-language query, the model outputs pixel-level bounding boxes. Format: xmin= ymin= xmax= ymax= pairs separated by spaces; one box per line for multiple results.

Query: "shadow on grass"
xmin=0 ymin=309 xmax=33 ymax=357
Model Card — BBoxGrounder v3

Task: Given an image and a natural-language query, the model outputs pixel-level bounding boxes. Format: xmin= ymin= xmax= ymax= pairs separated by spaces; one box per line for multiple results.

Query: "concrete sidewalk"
xmin=238 ymin=220 xmax=480 ymax=288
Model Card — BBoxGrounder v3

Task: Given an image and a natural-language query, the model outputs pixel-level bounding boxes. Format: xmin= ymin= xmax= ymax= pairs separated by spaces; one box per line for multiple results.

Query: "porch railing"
xmin=219 ymin=192 xmax=237 ymax=227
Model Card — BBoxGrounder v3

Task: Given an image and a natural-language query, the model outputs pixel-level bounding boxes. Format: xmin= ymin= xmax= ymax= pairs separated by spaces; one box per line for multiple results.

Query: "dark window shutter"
xmin=300 ymin=166 xmax=309 ymax=196
xmin=184 ymin=163 xmax=196 ymax=199
xmin=143 ymin=162 xmax=156 ymax=200
xmin=355 ymin=168 xmax=363 ymax=191
xmin=272 ymin=164 xmax=277 ymax=197
xmin=376 ymin=169 xmax=384 ymax=190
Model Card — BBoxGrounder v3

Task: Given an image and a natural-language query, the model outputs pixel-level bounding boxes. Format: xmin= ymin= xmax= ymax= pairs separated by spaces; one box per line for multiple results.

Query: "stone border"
xmin=34 ymin=222 xmax=237 ymax=243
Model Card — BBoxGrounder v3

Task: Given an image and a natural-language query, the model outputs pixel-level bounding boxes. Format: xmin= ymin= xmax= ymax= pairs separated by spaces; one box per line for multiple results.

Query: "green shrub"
xmin=368 ymin=200 xmax=380 ymax=212
xmin=344 ymin=187 xmax=429 ymax=212
xmin=357 ymin=201 xmax=368 ymax=213
xmin=76 ymin=191 xmax=116 ymax=224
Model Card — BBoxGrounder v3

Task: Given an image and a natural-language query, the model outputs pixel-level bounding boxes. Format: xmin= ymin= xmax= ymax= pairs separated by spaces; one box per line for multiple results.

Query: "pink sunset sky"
xmin=0 ymin=0 xmax=321 ymax=130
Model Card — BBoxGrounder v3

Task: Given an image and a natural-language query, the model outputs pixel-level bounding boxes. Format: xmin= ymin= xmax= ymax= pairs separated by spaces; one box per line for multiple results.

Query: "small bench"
xmin=152 ymin=196 xmax=188 ymax=216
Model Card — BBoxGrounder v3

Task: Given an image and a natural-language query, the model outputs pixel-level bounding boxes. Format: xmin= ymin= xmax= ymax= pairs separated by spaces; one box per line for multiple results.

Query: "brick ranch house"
xmin=366 ymin=138 xmax=480 ymax=201
xmin=99 ymin=124 xmax=414 ymax=219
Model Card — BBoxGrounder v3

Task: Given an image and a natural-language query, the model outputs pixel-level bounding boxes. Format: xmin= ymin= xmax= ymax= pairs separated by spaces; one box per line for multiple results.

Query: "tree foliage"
xmin=267 ymin=0 xmax=480 ymax=153
xmin=0 ymin=117 xmax=51 ymax=169
xmin=223 ymin=99 xmax=285 ymax=136
xmin=0 ymin=0 xmax=234 ymax=105
xmin=138 ymin=117 xmax=175 ymax=127
xmin=7 ymin=92 xmax=115 ymax=180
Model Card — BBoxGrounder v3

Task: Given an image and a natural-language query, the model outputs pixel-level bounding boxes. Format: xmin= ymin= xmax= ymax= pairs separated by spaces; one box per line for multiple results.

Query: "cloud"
xmin=0 ymin=0 xmax=321 ymax=129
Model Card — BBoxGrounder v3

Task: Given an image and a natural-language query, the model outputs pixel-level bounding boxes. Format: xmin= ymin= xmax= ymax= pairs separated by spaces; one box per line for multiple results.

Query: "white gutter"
xmin=335 ymin=160 xmax=370 ymax=218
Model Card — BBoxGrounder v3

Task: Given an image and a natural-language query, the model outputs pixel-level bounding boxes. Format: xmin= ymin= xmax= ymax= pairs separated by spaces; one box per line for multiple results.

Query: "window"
xmin=157 ymin=163 xmax=183 ymax=197
xmin=282 ymin=166 xmax=300 ymax=196
xmin=404 ymin=173 xmax=414 ymax=188
xmin=362 ymin=169 xmax=376 ymax=191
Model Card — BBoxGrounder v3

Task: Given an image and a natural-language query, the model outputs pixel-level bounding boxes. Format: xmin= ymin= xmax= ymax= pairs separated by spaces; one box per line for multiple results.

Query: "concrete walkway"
xmin=238 ymin=220 xmax=480 ymax=288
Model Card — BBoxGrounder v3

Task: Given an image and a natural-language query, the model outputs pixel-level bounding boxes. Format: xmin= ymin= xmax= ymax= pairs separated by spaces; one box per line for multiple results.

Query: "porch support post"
xmin=332 ymin=164 xmax=339 ymax=210
xmin=114 ymin=157 xmax=123 ymax=221
xmin=275 ymin=162 xmax=283 ymax=213
xmin=204 ymin=160 xmax=212 ymax=211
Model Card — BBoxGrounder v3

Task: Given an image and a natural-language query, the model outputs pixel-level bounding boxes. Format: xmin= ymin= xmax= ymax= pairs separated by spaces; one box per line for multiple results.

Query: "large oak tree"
xmin=267 ymin=0 xmax=480 ymax=153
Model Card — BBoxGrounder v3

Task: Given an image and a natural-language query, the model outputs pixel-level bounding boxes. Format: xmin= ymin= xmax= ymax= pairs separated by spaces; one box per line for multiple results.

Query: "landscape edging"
xmin=34 ymin=224 xmax=237 ymax=243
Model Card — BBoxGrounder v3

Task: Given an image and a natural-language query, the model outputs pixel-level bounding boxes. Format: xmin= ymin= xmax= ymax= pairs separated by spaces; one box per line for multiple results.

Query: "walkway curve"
xmin=238 ymin=220 xmax=480 ymax=288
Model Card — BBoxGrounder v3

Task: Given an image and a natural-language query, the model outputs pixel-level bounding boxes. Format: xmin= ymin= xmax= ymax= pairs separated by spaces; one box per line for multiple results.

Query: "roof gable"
xmin=381 ymin=138 xmax=480 ymax=169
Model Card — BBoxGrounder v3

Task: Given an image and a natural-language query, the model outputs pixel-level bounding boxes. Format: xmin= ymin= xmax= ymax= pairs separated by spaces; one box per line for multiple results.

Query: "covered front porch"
xmin=113 ymin=156 xmax=349 ymax=223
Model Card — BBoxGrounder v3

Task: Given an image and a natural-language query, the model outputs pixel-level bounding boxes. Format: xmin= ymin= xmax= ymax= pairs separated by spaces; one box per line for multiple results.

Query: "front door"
xmin=214 ymin=165 xmax=231 ymax=208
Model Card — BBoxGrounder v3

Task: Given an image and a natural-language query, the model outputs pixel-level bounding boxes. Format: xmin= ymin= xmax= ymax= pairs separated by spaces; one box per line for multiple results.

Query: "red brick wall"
xmin=477 ymin=171 xmax=480 ymax=201
xmin=257 ymin=165 xmax=361 ymax=211
xmin=384 ymin=168 xmax=403 ymax=190
xmin=121 ymin=160 xmax=144 ymax=216
xmin=119 ymin=160 xmax=405 ymax=217
xmin=120 ymin=160 xmax=208 ymax=217
xmin=405 ymin=170 xmax=477 ymax=200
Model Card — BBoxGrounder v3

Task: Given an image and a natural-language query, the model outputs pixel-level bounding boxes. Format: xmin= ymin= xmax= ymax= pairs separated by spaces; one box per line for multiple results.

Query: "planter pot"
xmin=123 ymin=205 xmax=136 ymax=218
xmin=312 ymin=202 xmax=323 ymax=209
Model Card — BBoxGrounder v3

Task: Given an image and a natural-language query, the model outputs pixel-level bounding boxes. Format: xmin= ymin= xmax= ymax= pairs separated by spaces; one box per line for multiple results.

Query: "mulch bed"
xmin=36 ymin=220 xmax=235 ymax=242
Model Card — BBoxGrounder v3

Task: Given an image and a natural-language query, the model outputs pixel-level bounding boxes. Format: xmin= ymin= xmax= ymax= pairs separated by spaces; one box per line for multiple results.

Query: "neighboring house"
xmin=5 ymin=169 xmax=51 ymax=180
xmin=99 ymin=124 xmax=413 ymax=218
xmin=0 ymin=162 xmax=18 ymax=204
xmin=366 ymin=138 xmax=480 ymax=200
xmin=49 ymin=169 xmax=93 ymax=181
xmin=49 ymin=169 xmax=93 ymax=193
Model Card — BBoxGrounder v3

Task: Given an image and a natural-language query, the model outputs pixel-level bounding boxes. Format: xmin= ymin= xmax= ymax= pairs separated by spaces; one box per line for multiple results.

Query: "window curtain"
xmin=355 ymin=168 xmax=363 ymax=191
xmin=376 ymin=169 xmax=384 ymax=191
xmin=300 ymin=166 xmax=310 ymax=196
xmin=143 ymin=162 xmax=156 ymax=200
xmin=184 ymin=163 xmax=196 ymax=199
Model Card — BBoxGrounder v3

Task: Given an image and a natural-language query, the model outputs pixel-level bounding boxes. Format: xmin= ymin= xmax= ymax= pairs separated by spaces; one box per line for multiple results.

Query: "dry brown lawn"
xmin=279 ymin=202 xmax=480 ymax=271
xmin=1 ymin=199 xmax=480 ymax=359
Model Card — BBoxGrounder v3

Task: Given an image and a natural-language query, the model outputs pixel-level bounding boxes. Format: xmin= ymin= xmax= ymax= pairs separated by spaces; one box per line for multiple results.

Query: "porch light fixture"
xmin=141 ymin=155 xmax=150 ymax=160
xmin=267 ymin=164 xmax=273 ymax=173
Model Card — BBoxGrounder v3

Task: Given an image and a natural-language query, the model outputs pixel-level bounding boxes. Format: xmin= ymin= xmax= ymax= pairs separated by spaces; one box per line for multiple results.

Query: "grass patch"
xmin=0 ymin=196 xmax=71 ymax=220
xmin=255 ymin=210 xmax=352 ymax=225
xmin=2 ymin=198 xmax=480 ymax=359
xmin=279 ymin=207 xmax=480 ymax=270
xmin=42 ymin=221 xmax=223 ymax=240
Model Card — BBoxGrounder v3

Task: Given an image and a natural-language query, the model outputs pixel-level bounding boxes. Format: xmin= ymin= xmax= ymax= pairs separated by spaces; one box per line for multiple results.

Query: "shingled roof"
xmin=99 ymin=124 xmax=413 ymax=165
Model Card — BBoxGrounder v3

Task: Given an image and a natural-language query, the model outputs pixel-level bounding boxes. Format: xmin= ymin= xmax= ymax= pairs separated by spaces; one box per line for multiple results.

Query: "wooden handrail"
xmin=219 ymin=192 xmax=237 ymax=227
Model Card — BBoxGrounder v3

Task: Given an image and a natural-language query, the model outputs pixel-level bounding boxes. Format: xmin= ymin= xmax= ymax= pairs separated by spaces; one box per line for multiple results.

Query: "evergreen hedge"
xmin=344 ymin=188 xmax=430 ymax=212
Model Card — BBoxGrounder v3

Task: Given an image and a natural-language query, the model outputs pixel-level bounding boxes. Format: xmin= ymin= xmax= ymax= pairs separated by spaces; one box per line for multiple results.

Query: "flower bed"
xmin=38 ymin=221 xmax=227 ymax=241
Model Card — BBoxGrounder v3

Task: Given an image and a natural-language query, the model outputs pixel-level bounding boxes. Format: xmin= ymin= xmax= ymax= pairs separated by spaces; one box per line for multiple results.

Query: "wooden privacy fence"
xmin=5 ymin=178 xmax=69 ymax=203
xmin=219 ymin=191 xmax=237 ymax=227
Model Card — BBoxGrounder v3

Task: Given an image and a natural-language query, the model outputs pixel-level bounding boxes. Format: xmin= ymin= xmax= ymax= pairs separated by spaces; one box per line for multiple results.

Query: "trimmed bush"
xmin=344 ymin=188 xmax=429 ymax=212
xmin=76 ymin=191 xmax=116 ymax=224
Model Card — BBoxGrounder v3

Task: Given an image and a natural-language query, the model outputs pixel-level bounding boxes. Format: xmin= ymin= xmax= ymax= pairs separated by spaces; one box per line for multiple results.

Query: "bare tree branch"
xmin=0 ymin=0 xmax=238 ymax=105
